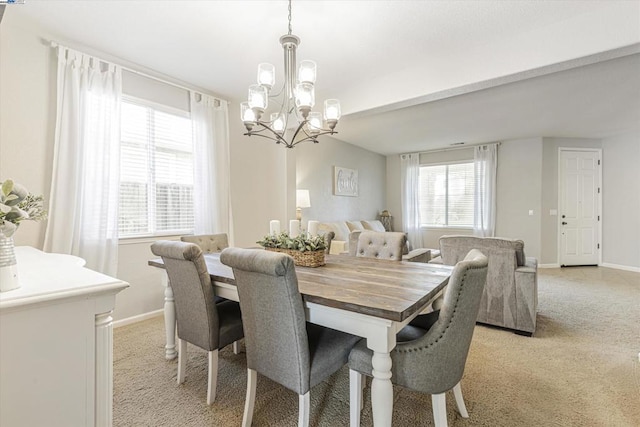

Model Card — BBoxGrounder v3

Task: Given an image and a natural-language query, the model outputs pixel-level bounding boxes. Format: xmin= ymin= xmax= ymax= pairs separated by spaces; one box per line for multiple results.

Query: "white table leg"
xmin=370 ymin=351 xmax=393 ymax=427
xmin=95 ymin=310 xmax=114 ymax=427
xmin=162 ymin=273 xmax=177 ymax=360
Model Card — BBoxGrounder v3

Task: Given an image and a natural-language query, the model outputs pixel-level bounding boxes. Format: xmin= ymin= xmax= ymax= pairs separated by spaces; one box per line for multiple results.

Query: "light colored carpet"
xmin=113 ymin=266 xmax=640 ymax=426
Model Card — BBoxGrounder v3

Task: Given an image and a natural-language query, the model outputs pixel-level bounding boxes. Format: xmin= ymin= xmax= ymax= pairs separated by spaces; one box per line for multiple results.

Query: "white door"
xmin=559 ymin=149 xmax=601 ymax=266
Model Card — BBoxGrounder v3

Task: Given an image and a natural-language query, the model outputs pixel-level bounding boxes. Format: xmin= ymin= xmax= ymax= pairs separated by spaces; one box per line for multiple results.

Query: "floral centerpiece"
xmin=1 ymin=179 xmax=47 ymax=237
xmin=257 ymin=231 xmax=326 ymax=267
xmin=1 ymin=179 xmax=47 ymax=292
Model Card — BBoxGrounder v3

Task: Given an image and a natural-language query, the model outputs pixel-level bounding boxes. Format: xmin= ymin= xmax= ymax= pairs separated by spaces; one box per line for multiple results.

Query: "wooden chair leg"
xmin=177 ymin=339 xmax=187 ymax=384
xmin=242 ymin=369 xmax=257 ymax=427
xmin=452 ymin=382 xmax=469 ymax=418
xmin=206 ymin=349 xmax=219 ymax=405
xmin=349 ymin=369 xmax=363 ymax=427
xmin=298 ymin=392 xmax=310 ymax=427
xmin=431 ymin=393 xmax=448 ymax=427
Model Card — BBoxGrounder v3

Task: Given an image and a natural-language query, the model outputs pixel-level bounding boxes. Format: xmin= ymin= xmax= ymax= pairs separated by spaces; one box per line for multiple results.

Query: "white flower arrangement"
xmin=0 ymin=179 xmax=47 ymax=237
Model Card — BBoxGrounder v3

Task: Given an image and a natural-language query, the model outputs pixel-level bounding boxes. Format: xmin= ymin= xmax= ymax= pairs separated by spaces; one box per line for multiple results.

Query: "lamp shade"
xmin=257 ymin=63 xmax=275 ymax=89
xmin=324 ymin=99 xmax=341 ymax=121
xmin=307 ymin=112 xmax=322 ymax=135
xmin=248 ymin=84 xmax=268 ymax=111
xmin=296 ymin=189 xmax=311 ymax=208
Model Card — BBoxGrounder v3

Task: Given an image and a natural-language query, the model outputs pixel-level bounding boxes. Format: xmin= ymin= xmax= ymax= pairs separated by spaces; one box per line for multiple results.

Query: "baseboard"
xmin=600 ymin=263 xmax=640 ymax=273
xmin=113 ymin=309 xmax=163 ymax=328
xmin=539 ymin=263 xmax=560 ymax=269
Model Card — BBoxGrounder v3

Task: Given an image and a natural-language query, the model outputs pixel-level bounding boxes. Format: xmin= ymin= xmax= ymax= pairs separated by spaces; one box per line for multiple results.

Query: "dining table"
xmin=148 ymin=252 xmax=453 ymax=427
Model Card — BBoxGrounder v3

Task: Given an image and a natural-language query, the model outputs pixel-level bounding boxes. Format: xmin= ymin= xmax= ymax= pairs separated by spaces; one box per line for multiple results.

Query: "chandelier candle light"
xmin=241 ymin=0 xmax=341 ymax=148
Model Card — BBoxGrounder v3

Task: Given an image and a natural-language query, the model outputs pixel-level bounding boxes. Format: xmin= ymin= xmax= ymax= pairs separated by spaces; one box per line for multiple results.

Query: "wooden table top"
xmin=149 ymin=253 xmax=452 ymax=322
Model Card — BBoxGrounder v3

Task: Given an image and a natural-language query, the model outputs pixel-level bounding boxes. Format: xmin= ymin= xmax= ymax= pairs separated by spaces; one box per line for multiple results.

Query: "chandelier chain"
xmin=288 ymin=0 xmax=292 ymax=35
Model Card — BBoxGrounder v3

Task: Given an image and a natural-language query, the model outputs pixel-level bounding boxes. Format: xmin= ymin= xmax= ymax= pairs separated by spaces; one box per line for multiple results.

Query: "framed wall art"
xmin=334 ymin=166 xmax=358 ymax=197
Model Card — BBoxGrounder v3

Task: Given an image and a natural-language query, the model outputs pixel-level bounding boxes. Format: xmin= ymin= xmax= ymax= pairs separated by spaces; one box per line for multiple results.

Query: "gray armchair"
xmin=180 ymin=233 xmax=229 ymax=253
xmin=349 ymin=249 xmax=489 ymax=427
xmin=150 ymin=241 xmax=244 ymax=405
xmin=220 ymin=247 xmax=360 ymax=427
xmin=438 ymin=235 xmax=538 ymax=335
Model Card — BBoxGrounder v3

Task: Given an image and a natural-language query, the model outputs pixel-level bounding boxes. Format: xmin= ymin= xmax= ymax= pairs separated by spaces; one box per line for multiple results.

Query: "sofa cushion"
xmin=318 ymin=221 xmax=351 ymax=242
xmin=346 ymin=220 xmax=365 ymax=231
xmin=361 ymin=220 xmax=386 ymax=232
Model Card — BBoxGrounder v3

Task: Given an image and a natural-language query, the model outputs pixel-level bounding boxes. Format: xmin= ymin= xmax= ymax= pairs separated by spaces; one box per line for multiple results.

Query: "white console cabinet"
xmin=0 ymin=247 xmax=128 ymax=427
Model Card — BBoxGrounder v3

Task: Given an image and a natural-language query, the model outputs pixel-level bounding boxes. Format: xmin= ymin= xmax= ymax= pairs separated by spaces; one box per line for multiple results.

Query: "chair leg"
xmin=177 ymin=339 xmax=187 ymax=384
xmin=233 ymin=341 xmax=240 ymax=354
xmin=242 ymin=369 xmax=257 ymax=427
xmin=431 ymin=393 xmax=448 ymax=427
xmin=206 ymin=350 xmax=218 ymax=405
xmin=349 ymin=369 xmax=363 ymax=427
xmin=452 ymin=382 xmax=469 ymax=418
xmin=298 ymin=392 xmax=310 ymax=427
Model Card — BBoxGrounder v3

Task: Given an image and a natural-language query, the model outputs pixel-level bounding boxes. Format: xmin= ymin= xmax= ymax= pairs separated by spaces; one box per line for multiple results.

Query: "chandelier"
xmin=240 ymin=0 xmax=341 ymax=148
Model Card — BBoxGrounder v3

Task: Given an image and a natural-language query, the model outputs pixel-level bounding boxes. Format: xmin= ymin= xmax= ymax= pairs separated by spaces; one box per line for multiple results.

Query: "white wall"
xmin=602 ymin=132 xmax=640 ymax=269
xmin=0 ymin=12 xmax=289 ymax=320
xmin=495 ymin=138 xmax=543 ymax=259
xmin=295 ymin=136 xmax=386 ymax=225
xmin=0 ymin=13 xmax=55 ymax=249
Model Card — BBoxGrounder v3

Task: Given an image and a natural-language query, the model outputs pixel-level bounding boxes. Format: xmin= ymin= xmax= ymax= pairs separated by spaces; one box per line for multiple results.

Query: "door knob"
xmin=561 ymin=215 xmax=566 ymax=218
xmin=562 ymin=222 xmax=567 ymax=225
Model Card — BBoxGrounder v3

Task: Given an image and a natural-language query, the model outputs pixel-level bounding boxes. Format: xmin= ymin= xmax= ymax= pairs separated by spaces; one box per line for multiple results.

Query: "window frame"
xmin=418 ymin=159 xmax=475 ymax=230
xmin=118 ymin=95 xmax=195 ymax=239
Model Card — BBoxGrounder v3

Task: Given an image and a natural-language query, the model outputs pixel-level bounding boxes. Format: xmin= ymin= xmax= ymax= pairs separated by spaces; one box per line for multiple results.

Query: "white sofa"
xmin=317 ymin=220 xmax=432 ymax=263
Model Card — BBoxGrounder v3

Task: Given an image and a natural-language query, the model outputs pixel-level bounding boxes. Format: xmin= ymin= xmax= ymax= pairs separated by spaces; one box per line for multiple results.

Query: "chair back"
xmin=220 ymin=247 xmax=311 ymax=394
xmin=181 ymin=233 xmax=229 ymax=253
xmin=355 ymin=231 xmax=406 ymax=261
xmin=394 ymin=249 xmax=488 ymax=394
xmin=150 ymin=240 xmax=220 ymax=351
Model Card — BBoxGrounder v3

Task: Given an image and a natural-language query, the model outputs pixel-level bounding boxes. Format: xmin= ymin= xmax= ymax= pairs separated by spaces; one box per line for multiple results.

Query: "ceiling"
xmin=4 ymin=0 xmax=640 ymax=155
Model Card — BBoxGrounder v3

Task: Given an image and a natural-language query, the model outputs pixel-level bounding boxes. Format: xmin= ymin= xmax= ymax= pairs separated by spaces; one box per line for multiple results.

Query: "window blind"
xmin=119 ymin=99 xmax=194 ymax=237
xmin=418 ymin=162 xmax=475 ymax=227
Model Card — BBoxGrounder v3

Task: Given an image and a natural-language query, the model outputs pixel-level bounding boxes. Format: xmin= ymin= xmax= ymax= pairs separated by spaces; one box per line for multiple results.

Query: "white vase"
xmin=0 ymin=233 xmax=20 ymax=292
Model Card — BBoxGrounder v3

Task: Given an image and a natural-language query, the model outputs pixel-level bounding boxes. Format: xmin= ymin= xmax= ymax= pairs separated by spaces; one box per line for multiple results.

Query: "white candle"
xmin=308 ymin=220 xmax=319 ymax=237
xmin=269 ymin=220 xmax=280 ymax=235
xmin=289 ymin=220 xmax=300 ymax=237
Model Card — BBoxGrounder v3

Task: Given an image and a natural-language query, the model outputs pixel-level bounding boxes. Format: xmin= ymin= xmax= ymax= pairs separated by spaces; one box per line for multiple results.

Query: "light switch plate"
xmin=528 ymin=210 xmax=534 ymax=216
xmin=550 ymin=209 xmax=558 ymax=216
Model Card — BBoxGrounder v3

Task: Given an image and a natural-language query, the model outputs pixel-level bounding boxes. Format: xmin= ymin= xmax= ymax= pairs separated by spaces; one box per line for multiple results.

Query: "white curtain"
xmin=400 ymin=153 xmax=423 ymax=249
xmin=190 ymin=92 xmax=234 ymax=243
xmin=474 ymin=144 xmax=498 ymax=237
xmin=44 ymin=46 xmax=121 ymax=276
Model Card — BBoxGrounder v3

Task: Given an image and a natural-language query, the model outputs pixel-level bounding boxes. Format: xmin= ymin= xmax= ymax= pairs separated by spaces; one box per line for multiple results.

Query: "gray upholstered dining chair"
xmin=220 ymin=247 xmax=360 ymax=427
xmin=181 ymin=233 xmax=229 ymax=253
xmin=355 ymin=230 xmax=406 ymax=261
xmin=181 ymin=233 xmax=232 ymax=307
xmin=150 ymin=240 xmax=244 ymax=405
xmin=348 ymin=249 xmax=489 ymax=427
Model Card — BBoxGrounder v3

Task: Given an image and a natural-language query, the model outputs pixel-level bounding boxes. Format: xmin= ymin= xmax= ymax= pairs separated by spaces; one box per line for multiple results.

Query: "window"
xmin=419 ymin=162 xmax=475 ymax=227
xmin=119 ymin=98 xmax=194 ymax=237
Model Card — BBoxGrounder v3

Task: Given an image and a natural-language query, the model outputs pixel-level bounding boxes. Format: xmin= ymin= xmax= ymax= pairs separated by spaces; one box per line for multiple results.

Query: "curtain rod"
xmin=49 ymin=40 xmax=228 ymax=105
xmin=402 ymin=142 xmax=501 ymax=156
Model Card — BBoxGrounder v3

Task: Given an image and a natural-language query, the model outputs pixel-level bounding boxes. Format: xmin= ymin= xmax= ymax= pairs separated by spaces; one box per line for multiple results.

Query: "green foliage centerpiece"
xmin=257 ymin=231 xmax=326 ymax=267
xmin=0 ymin=179 xmax=48 ymax=292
